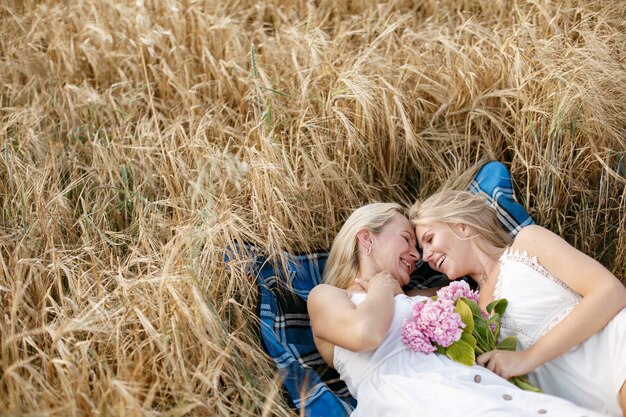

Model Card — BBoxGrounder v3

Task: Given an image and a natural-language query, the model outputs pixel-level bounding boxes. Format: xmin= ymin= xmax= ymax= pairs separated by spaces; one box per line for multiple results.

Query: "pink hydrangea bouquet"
xmin=401 ymin=280 xmax=540 ymax=392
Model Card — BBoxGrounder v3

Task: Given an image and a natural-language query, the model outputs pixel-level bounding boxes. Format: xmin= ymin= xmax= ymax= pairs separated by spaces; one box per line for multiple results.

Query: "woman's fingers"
xmin=477 ymin=350 xmax=520 ymax=379
xmin=477 ymin=350 xmax=500 ymax=375
xmin=476 ymin=350 xmax=493 ymax=367
xmin=354 ymin=278 xmax=369 ymax=291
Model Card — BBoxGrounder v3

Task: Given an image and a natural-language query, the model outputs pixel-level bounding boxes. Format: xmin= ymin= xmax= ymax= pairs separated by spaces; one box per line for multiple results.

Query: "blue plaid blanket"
xmin=227 ymin=161 xmax=534 ymax=417
xmin=469 ymin=161 xmax=535 ymax=234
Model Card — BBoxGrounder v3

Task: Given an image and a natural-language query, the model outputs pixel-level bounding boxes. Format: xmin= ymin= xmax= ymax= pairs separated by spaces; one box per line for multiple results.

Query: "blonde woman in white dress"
xmin=307 ymin=201 xmax=607 ymax=416
xmin=410 ymin=189 xmax=626 ymax=417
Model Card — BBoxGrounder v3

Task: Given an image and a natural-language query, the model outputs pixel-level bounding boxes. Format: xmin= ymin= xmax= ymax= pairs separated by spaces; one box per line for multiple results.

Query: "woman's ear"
xmin=356 ymin=228 xmax=372 ymax=248
xmin=458 ymin=223 xmax=471 ymax=237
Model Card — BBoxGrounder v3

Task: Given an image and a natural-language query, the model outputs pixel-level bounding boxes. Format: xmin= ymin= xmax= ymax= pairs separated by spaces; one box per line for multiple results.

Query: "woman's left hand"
xmin=476 ymin=349 xmax=537 ymax=380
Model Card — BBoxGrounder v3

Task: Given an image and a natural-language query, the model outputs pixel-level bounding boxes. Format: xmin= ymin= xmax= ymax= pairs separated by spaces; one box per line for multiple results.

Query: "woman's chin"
xmin=402 ymin=273 xmax=412 ymax=286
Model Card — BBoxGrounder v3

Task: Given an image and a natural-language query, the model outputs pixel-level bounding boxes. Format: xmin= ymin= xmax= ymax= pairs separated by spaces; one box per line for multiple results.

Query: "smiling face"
xmin=367 ymin=213 xmax=421 ymax=286
xmin=414 ymin=221 xmax=474 ymax=280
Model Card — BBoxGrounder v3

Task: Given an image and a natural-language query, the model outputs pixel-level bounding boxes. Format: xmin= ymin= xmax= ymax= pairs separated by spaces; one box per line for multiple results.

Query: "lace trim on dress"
xmin=493 ymin=254 xmax=505 ymax=301
xmin=500 ymin=248 xmax=580 ymax=299
xmin=501 ymin=312 xmax=533 ymax=340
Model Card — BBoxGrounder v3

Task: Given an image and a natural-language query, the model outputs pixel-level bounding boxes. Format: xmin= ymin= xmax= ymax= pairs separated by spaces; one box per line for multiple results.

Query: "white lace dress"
xmin=495 ymin=248 xmax=626 ymax=417
xmin=333 ymin=293 xmax=606 ymax=417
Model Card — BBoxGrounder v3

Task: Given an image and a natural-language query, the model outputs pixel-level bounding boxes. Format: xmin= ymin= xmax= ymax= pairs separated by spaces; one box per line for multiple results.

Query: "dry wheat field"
xmin=1 ymin=0 xmax=625 ymax=416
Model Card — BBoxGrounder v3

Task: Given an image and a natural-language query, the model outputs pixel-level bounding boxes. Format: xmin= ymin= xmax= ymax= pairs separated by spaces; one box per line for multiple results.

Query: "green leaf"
xmin=496 ymin=336 xmax=518 ymax=351
xmin=455 ymin=299 xmax=474 ymax=334
xmin=511 ymin=375 xmax=542 ymax=392
xmin=460 ymin=331 xmax=477 ymax=351
xmin=474 ymin=316 xmax=488 ymax=332
xmin=473 ymin=318 xmax=488 ymax=339
xmin=486 ymin=298 xmax=508 ymax=317
xmin=435 ymin=344 xmax=446 ymax=355
xmin=446 ymin=339 xmax=475 ymax=366
xmin=472 ymin=319 xmax=492 ymax=353
xmin=261 ymin=86 xmax=291 ymax=97
xmin=461 ymin=297 xmax=482 ymax=317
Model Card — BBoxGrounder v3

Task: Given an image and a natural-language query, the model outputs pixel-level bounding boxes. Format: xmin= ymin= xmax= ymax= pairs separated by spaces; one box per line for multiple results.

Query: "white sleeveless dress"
xmin=495 ymin=248 xmax=626 ymax=417
xmin=333 ymin=293 xmax=606 ymax=417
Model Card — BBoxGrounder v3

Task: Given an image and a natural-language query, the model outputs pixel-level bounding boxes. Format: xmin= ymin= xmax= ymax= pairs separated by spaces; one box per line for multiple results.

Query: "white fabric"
xmin=333 ymin=293 xmax=606 ymax=417
xmin=495 ymin=248 xmax=626 ymax=417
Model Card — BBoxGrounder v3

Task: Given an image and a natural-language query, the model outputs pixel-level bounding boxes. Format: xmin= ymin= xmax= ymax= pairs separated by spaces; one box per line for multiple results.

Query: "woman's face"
xmin=414 ymin=222 xmax=472 ymax=280
xmin=369 ymin=213 xmax=421 ymax=286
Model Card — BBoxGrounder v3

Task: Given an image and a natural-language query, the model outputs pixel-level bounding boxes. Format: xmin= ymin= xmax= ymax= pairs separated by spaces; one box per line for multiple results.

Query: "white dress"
xmin=495 ymin=248 xmax=626 ymax=417
xmin=333 ymin=293 xmax=606 ymax=417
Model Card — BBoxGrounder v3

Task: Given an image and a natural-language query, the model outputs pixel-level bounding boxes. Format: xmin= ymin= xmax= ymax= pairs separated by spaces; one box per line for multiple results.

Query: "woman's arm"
xmin=478 ymin=225 xmax=626 ymax=379
xmin=307 ymin=272 xmax=401 ymax=352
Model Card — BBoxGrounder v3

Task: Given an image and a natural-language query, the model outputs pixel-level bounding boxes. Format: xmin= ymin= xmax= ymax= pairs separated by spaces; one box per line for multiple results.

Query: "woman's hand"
xmin=354 ymin=272 xmax=404 ymax=296
xmin=477 ymin=349 xmax=537 ymax=380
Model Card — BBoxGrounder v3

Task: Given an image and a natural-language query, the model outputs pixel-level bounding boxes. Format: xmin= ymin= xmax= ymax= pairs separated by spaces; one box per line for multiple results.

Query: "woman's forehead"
xmin=415 ymin=221 xmax=443 ymax=240
xmin=414 ymin=224 xmax=428 ymax=240
xmin=388 ymin=213 xmax=414 ymax=233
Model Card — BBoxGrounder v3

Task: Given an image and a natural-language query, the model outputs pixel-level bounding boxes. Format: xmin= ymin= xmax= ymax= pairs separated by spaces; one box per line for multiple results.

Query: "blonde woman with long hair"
xmin=410 ymin=189 xmax=626 ymax=417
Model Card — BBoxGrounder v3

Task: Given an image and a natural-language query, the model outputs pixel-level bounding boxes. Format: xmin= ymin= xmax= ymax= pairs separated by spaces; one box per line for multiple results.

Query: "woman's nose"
xmin=410 ymin=246 xmax=421 ymax=260
xmin=422 ymin=247 xmax=432 ymax=261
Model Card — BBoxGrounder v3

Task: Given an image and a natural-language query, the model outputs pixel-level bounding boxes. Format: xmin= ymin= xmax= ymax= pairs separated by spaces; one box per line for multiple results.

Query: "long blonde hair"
xmin=409 ymin=189 xmax=512 ymax=249
xmin=323 ymin=202 xmax=404 ymax=289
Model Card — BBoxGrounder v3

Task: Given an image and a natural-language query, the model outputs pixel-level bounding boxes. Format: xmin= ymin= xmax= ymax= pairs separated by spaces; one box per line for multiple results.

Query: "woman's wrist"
xmin=525 ymin=345 xmax=545 ymax=369
xmin=369 ymin=282 xmax=395 ymax=298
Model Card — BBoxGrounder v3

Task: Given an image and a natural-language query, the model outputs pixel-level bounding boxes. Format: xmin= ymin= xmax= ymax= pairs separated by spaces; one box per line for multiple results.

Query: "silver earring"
xmin=366 ymin=246 xmax=372 ymax=256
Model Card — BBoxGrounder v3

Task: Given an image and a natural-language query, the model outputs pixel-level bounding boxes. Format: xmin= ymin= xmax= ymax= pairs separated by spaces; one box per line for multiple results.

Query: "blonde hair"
xmin=323 ymin=202 xmax=405 ymax=289
xmin=409 ymin=189 xmax=512 ymax=249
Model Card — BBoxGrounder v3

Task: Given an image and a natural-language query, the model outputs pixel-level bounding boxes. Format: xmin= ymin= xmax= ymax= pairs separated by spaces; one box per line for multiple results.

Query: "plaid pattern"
xmin=228 ymin=161 xmax=534 ymax=417
xmin=469 ymin=161 xmax=535 ymax=235
xmin=229 ymin=248 xmax=355 ymax=417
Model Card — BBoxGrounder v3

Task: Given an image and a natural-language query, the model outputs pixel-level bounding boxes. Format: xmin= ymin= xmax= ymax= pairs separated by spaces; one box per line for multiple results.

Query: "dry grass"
xmin=1 ymin=0 xmax=624 ymax=415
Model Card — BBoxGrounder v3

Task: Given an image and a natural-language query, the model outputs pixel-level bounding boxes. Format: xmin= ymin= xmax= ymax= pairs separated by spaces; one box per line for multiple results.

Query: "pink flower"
xmin=436 ymin=280 xmax=479 ymax=304
xmin=401 ymin=319 xmax=436 ymax=353
xmin=419 ymin=299 xmax=465 ymax=347
xmin=402 ymin=298 xmax=465 ymax=351
xmin=410 ymin=299 xmax=425 ymax=320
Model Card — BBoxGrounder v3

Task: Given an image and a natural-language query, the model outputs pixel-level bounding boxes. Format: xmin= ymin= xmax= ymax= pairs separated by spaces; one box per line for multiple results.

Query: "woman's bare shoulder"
xmin=511 ymin=225 xmax=562 ymax=251
xmin=510 ymin=224 xmax=580 ymax=270
xmin=513 ymin=224 xmax=547 ymax=240
xmin=309 ymin=283 xmax=343 ymax=296
xmin=308 ymin=284 xmax=349 ymax=306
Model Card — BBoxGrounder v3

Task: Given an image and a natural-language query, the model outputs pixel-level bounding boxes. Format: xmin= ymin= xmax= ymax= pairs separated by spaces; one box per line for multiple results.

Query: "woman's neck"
xmin=469 ymin=243 xmax=505 ymax=287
